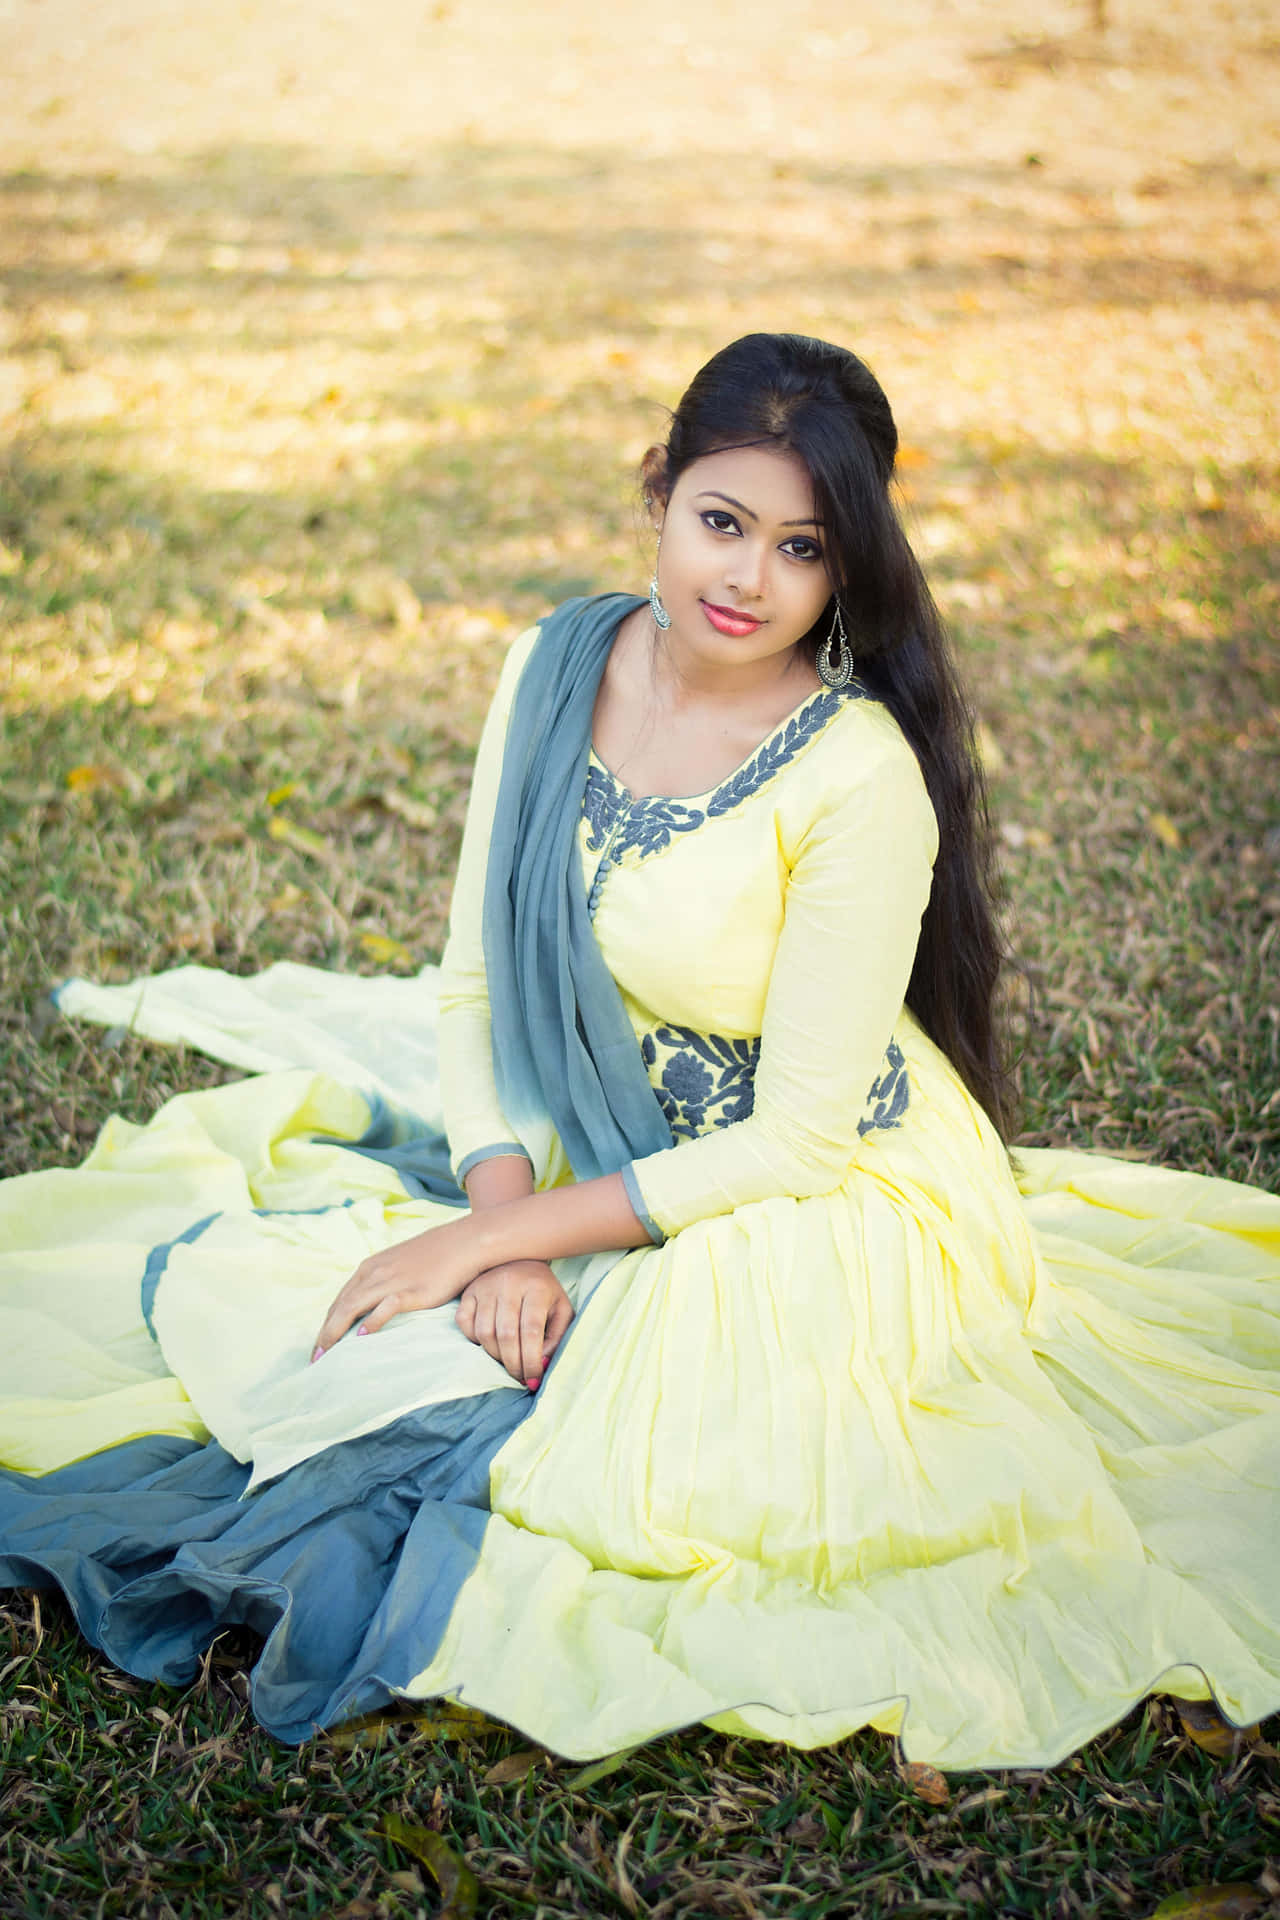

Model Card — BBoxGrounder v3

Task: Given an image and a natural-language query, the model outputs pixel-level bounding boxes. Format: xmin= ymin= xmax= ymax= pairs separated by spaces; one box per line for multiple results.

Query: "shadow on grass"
xmin=4 ymin=141 xmax=1277 ymax=358
xmin=1 ymin=139 xmax=1277 ymax=1182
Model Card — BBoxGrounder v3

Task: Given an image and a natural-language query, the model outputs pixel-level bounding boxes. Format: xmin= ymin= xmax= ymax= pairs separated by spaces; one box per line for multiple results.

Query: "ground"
xmin=1 ymin=1 xmax=1278 ymax=1914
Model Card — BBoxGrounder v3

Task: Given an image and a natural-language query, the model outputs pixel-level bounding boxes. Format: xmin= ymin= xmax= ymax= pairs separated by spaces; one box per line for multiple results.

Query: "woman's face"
xmin=653 ymin=444 xmax=834 ymax=684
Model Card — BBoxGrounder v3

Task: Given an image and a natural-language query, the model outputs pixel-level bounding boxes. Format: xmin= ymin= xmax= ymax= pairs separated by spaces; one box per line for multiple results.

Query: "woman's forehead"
xmin=676 ymin=444 xmax=818 ymax=521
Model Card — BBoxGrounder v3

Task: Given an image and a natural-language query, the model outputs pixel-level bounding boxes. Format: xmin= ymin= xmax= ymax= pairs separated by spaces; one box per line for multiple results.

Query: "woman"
xmin=2 ymin=334 xmax=1277 ymax=1769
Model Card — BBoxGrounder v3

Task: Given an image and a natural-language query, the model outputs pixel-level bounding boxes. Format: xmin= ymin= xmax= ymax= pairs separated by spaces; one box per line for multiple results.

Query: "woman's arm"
xmin=311 ymin=1169 xmax=647 ymax=1360
xmin=313 ymin=710 xmax=937 ymax=1358
xmin=454 ymin=1154 xmax=570 ymax=1387
xmin=625 ymin=719 xmax=939 ymax=1238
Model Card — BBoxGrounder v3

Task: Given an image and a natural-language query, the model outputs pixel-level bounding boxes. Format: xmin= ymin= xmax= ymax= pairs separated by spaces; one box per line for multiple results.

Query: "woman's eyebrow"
xmin=694 ymin=490 xmax=823 ymax=528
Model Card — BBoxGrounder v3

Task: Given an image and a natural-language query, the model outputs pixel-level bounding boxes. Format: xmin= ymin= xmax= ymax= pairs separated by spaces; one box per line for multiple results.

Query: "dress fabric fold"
xmin=3 ymin=594 xmax=1278 ymax=1767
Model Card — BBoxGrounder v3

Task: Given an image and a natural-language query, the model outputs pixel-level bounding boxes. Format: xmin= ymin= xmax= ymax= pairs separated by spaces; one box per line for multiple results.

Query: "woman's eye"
xmin=784 ymin=539 xmax=822 ymax=562
xmin=702 ymin=511 xmax=739 ymax=534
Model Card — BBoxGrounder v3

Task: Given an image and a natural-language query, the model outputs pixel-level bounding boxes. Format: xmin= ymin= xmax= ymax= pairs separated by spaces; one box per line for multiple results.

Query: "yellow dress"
xmin=2 ymin=620 xmax=1277 ymax=1767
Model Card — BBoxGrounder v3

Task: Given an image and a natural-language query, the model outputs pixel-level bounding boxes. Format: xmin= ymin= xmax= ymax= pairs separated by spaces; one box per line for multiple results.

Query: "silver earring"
xmin=649 ymin=533 xmax=671 ymax=631
xmin=816 ymin=599 xmax=853 ymax=689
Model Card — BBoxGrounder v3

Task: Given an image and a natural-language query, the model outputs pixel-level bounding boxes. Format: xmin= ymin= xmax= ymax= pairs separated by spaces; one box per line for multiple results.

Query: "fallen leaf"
xmin=268 ymin=883 xmax=307 ymax=913
xmin=328 ymin=1713 xmax=477 ymax=1751
xmin=902 ymin=1761 xmax=951 ymax=1806
xmin=358 ymin=931 xmax=414 ymax=967
xmin=483 ymin=1748 xmax=543 ymax=1786
xmin=266 ymin=781 xmax=299 ymax=807
xmin=267 ymin=816 xmax=331 ymax=859
xmin=1149 ymin=812 xmax=1182 ymax=850
xmin=380 ymin=787 xmax=438 ymax=830
xmin=380 ymin=1818 xmax=480 ymax=1918
xmin=327 ymin=1702 xmax=495 ymax=1750
xmin=564 ymin=1743 xmax=645 ymax=1790
xmin=65 ymin=763 xmax=123 ymax=793
xmin=952 ymin=1787 xmax=1009 ymax=1815
xmin=1150 ymin=1886 xmax=1265 ymax=1918
xmin=1175 ymin=1699 xmax=1263 ymax=1760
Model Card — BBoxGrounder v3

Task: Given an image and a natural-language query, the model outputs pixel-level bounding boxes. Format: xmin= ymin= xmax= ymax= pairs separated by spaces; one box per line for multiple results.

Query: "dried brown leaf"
xmin=380 ymin=1818 xmax=480 ymax=1918
xmin=902 ymin=1761 xmax=951 ymax=1806
xmin=1175 ymin=1700 xmax=1264 ymax=1760
xmin=483 ymin=1748 xmax=543 ymax=1786
xmin=1150 ymin=1885 xmax=1265 ymax=1919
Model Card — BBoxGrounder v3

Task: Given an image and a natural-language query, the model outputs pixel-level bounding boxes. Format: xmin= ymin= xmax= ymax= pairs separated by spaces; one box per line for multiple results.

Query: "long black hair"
xmin=647 ymin=332 xmax=1012 ymax=1138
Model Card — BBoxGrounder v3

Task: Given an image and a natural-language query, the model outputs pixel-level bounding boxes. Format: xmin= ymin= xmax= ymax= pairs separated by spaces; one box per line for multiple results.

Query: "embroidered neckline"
xmin=589 ymin=683 xmax=857 ymax=810
xmin=582 ymin=683 xmax=861 ymax=904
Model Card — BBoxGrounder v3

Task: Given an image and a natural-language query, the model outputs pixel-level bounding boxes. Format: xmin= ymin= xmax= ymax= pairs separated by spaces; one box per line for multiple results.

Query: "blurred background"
xmin=2 ymin=0 xmax=1278 ymax=1184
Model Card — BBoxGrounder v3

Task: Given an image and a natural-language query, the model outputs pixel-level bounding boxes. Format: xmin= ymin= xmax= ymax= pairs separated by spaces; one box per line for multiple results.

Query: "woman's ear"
xmin=639 ymin=445 xmax=671 ymax=528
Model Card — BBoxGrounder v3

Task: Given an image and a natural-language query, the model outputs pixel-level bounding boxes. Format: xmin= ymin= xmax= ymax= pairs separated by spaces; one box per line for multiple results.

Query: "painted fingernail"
xmin=525 ymin=1377 xmax=541 ymax=1392
xmin=311 ymin=1345 xmax=324 ymax=1364
xmin=356 ymin=1323 xmax=369 ymax=1337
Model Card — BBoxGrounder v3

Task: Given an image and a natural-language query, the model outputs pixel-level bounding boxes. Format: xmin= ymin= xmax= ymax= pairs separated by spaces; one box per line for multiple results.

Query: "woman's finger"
xmin=519 ymin=1295 xmax=550 ymax=1388
xmin=455 ymin=1292 xmax=477 ymax=1341
xmin=356 ymin=1291 xmax=402 ymax=1337
xmin=494 ymin=1303 xmax=525 ymax=1382
xmin=311 ymin=1252 xmax=393 ymax=1354
xmin=543 ymin=1292 xmax=574 ymax=1362
xmin=470 ymin=1294 xmax=501 ymax=1364
xmin=312 ymin=1291 xmax=369 ymax=1359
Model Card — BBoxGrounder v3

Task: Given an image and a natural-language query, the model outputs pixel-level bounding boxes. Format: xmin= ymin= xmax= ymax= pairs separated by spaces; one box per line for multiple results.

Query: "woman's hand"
xmin=310 ymin=1167 xmax=643 ymax=1364
xmin=311 ymin=1216 xmax=477 ymax=1361
xmin=455 ymin=1261 xmax=573 ymax=1389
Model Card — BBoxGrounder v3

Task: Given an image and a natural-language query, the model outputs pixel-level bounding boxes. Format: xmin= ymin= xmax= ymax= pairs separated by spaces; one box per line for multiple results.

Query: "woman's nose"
xmin=725 ymin=540 xmax=768 ymax=599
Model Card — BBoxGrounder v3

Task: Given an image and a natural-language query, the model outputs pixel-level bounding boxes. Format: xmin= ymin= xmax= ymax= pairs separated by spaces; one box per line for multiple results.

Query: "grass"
xmin=2 ymin=0 xmax=1280 ymax=1913
xmin=3 ymin=1595 xmax=1279 ymax=1919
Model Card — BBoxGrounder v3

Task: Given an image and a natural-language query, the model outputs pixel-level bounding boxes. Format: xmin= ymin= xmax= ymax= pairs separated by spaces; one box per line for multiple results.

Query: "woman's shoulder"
xmin=772 ymin=685 xmax=937 ymax=855
xmin=793 ymin=682 xmax=927 ymax=797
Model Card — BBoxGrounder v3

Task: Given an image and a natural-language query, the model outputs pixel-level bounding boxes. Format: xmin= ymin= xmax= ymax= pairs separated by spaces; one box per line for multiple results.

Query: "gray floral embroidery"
xmin=582 ymin=768 xmax=704 ymax=861
xmin=857 ymin=1039 xmax=910 ymax=1137
xmin=581 ymin=765 xmax=627 ymax=855
xmin=639 ymin=1026 xmax=910 ymax=1146
xmin=641 ymin=1025 xmax=761 ymax=1141
xmin=705 ymin=690 xmax=854 ymax=817
xmin=582 ymin=685 xmax=860 ymax=916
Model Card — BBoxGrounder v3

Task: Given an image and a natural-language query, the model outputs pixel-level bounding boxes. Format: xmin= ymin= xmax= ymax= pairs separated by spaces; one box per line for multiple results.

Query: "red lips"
xmin=702 ymin=601 xmax=764 ymax=637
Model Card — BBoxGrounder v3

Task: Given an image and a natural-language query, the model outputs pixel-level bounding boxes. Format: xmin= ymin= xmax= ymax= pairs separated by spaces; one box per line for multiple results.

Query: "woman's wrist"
xmin=463 ymin=1153 xmax=536 ymax=1212
xmin=460 ymin=1173 xmax=647 ymax=1273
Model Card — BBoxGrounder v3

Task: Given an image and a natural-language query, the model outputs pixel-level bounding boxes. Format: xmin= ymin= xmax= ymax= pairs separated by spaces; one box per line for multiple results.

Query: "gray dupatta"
xmin=481 ymin=594 xmax=675 ymax=1180
xmin=344 ymin=594 xmax=672 ymax=1201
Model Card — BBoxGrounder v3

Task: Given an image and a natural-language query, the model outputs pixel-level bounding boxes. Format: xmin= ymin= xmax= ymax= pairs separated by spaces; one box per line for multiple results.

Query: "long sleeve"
xmin=626 ymin=723 xmax=938 ymax=1238
xmin=437 ymin=623 xmax=541 ymax=1182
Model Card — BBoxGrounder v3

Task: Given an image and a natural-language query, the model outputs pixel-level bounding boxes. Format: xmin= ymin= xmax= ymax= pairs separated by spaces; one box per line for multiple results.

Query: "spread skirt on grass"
xmin=2 ymin=960 xmax=1278 ymax=1769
